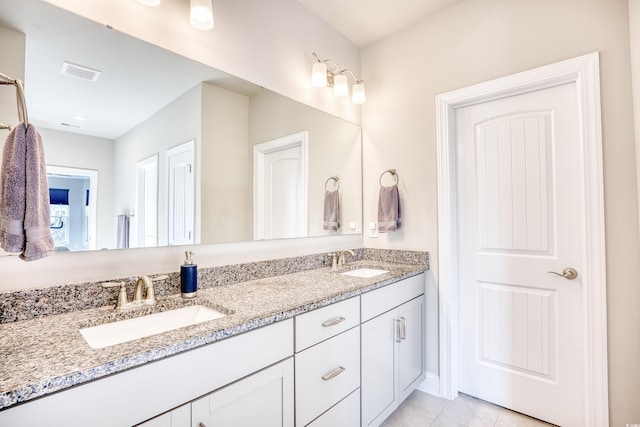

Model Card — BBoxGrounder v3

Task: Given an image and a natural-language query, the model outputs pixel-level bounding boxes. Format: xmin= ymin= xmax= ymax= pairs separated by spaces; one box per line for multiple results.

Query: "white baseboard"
xmin=416 ymin=372 xmax=441 ymax=397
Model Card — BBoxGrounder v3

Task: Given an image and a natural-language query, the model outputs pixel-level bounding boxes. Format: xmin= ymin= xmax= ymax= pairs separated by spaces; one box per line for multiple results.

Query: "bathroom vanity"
xmin=0 ymin=259 xmax=426 ymax=426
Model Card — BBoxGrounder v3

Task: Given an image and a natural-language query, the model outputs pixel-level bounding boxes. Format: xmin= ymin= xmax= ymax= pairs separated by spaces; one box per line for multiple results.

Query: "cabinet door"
xmin=191 ymin=358 xmax=294 ymax=427
xmin=397 ymin=296 xmax=425 ymax=401
xmin=361 ymin=309 xmax=396 ymax=427
xmin=137 ymin=404 xmax=190 ymax=427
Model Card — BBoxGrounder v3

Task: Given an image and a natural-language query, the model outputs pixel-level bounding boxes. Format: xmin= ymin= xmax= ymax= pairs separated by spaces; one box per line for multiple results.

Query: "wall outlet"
xmin=368 ymin=222 xmax=378 ymax=238
xmin=349 ymin=221 xmax=357 ymax=233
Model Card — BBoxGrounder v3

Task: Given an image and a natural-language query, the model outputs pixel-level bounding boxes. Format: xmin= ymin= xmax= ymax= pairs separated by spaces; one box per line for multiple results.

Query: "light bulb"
xmin=190 ymin=0 xmax=214 ymax=30
xmin=137 ymin=0 xmax=161 ymax=6
xmin=333 ymin=74 xmax=348 ymax=97
xmin=311 ymin=62 xmax=328 ymax=87
xmin=352 ymin=83 xmax=366 ymax=104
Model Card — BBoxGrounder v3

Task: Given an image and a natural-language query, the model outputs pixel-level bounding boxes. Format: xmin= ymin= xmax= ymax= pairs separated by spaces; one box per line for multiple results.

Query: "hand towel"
xmin=378 ymin=184 xmax=401 ymax=232
xmin=117 ymin=214 xmax=130 ymax=249
xmin=0 ymin=124 xmax=27 ymax=253
xmin=0 ymin=123 xmax=54 ymax=260
xmin=323 ymin=190 xmax=340 ymax=231
xmin=22 ymin=124 xmax=54 ymax=260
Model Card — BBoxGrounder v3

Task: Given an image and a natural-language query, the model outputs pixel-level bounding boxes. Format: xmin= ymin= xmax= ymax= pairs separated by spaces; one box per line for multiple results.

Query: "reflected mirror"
xmin=0 ymin=0 xmax=362 ymax=252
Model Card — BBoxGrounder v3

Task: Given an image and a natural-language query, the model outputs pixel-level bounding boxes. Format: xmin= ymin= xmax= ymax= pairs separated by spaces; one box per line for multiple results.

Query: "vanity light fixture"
xmin=136 ymin=0 xmax=214 ymax=30
xmin=190 ymin=0 xmax=214 ymax=30
xmin=311 ymin=52 xmax=366 ymax=104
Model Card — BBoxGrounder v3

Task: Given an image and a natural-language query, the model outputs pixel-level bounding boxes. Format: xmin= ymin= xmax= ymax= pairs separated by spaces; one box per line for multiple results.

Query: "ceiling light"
xmin=191 ymin=0 xmax=214 ymax=30
xmin=137 ymin=0 xmax=161 ymax=6
xmin=73 ymin=115 xmax=86 ymax=121
xmin=311 ymin=52 xmax=365 ymax=104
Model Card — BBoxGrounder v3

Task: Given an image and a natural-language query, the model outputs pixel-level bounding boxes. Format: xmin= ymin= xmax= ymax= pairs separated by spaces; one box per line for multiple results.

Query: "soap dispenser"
xmin=181 ymin=251 xmax=197 ymax=298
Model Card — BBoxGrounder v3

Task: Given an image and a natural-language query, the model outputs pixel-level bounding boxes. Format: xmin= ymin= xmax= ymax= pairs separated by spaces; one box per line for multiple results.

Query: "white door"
xmin=456 ymin=82 xmax=586 ymax=426
xmin=253 ymin=132 xmax=308 ymax=240
xmin=167 ymin=141 xmax=195 ymax=245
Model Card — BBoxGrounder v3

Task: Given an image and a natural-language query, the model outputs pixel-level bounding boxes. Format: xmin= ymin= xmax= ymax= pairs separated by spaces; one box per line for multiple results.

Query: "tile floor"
xmin=382 ymin=390 xmax=557 ymax=427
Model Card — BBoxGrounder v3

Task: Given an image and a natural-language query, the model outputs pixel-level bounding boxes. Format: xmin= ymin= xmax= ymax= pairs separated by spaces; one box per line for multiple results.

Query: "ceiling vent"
xmin=60 ymin=61 xmax=101 ymax=82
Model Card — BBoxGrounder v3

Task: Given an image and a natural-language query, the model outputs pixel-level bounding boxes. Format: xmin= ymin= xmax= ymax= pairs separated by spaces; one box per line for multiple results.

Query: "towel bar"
xmin=379 ymin=169 xmax=399 ymax=186
xmin=325 ymin=175 xmax=340 ymax=191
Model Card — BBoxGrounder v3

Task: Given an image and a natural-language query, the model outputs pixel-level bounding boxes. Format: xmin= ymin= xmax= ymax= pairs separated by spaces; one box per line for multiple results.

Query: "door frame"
xmin=435 ymin=52 xmax=608 ymax=425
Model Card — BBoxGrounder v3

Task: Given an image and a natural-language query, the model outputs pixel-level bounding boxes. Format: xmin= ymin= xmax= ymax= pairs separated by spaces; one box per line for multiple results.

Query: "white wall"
xmin=40 ymin=128 xmax=115 ymax=249
xmin=360 ymin=0 xmax=640 ymax=424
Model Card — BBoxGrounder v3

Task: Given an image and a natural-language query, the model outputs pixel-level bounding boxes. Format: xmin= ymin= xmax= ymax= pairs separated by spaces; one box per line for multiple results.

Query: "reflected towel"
xmin=377 ymin=184 xmax=401 ymax=232
xmin=0 ymin=124 xmax=27 ymax=253
xmin=323 ymin=190 xmax=340 ymax=231
xmin=117 ymin=214 xmax=129 ymax=249
xmin=0 ymin=123 xmax=54 ymax=260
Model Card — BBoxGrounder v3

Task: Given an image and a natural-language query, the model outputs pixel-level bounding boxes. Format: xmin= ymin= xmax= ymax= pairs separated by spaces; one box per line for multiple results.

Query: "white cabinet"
xmin=137 ymin=404 xmax=190 ymax=427
xmin=191 ymin=358 xmax=294 ymax=427
xmin=138 ymin=359 xmax=293 ymax=427
xmin=361 ymin=274 xmax=425 ymax=427
xmin=295 ymin=297 xmax=360 ymax=427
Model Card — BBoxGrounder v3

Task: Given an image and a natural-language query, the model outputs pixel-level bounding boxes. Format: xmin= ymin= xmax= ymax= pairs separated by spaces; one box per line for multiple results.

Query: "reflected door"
xmin=167 ymin=141 xmax=195 ymax=245
xmin=253 ymin=132 xmax=308 ymax=240
xmin=136 ymin=155 xmax=158 ymax=247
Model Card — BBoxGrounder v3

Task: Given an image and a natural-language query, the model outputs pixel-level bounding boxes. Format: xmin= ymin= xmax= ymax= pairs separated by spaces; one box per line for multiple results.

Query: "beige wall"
xmin=360 ymin=0 xmax=640 ymax=424
xmin=0 ymin=26 xmax=24 ymax=127
xmin=200 ymin=83 xmax=251 ymax=243
xmin=114 ymin=84 xmax=201 ymax=247
xmin=249 ymin=90 xmax=362 ymax=237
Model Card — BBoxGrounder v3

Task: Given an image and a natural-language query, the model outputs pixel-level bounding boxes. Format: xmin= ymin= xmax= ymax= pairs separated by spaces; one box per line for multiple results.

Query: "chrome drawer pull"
xmin=400 ymin=316 xmax=406 ymax=341
xmin=322 ymin=316 xmax=346 ymax=327
xmin=321 ymin=366 xmax=346 ymax=381
xmin=396 ymin=318 xmax=402 ymax=343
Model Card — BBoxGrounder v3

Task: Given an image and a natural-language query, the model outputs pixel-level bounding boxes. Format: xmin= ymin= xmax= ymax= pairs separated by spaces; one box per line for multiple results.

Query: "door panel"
xmin=457 ymin=82 xmax=585 ymax=426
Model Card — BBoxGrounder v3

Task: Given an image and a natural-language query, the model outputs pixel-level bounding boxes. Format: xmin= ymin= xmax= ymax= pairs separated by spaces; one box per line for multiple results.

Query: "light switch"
xmin=368 ymin=222 xmax=377 ymax=238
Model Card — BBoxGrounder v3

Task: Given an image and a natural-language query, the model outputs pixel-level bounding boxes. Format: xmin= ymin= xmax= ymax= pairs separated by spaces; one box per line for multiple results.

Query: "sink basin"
xmin=341 ymin=268 xmax=389 ymax=278
xmin=80 ymin=305 xmax=226 ymax=349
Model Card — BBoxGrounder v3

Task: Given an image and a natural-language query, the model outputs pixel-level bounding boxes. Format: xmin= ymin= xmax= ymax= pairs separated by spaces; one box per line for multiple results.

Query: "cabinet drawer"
xmin=306 ymin=388 xmax=360 ymax=427
xmin=295 ymin=326 xmax=360 ymax=426
xmin=361 ymin=273 xmax=424 ymax=322
xmin=295 ymin=296 xmax=360 ymax=352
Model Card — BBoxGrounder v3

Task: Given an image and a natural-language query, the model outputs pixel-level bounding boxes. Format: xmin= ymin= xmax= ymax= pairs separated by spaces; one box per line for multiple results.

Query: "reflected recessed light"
xmin=74 ymin=115 xmax=86 ymax=121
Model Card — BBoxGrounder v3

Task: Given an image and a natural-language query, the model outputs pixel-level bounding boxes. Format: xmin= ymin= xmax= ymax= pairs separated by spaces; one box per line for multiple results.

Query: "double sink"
xmin=79 ymin=266 xmax=390 ymax=349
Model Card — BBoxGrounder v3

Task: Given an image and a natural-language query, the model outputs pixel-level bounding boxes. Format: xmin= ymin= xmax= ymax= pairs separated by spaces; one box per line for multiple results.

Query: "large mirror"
xmin=0 ymin=0 xmax=362 ymax=252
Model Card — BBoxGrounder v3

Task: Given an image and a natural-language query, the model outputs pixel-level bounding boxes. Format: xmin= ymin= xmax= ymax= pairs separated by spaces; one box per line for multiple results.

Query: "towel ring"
xmin=325 ymin=176 xmax=340 ymax=191
xmin=379 ymin=169 xmax=398 ymax=186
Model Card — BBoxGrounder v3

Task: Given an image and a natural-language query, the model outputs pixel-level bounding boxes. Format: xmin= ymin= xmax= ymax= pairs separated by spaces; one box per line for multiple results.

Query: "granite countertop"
xmin=0 ymin=260 xmax=426 ymax=410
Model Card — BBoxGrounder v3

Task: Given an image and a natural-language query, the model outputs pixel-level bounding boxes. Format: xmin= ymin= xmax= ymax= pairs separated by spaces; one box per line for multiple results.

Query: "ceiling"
xmin=296 ymin=0 xmax=463 ymax=47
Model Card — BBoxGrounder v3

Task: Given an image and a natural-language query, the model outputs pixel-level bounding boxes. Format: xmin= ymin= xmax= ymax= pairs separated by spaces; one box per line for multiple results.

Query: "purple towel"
xmin=0 ymin=123 xmax=54 ymax=260
xmin=323 ymin=190 xmax=340 ymax=231
xmin=378 ymin=184 xmax=401 ymax=232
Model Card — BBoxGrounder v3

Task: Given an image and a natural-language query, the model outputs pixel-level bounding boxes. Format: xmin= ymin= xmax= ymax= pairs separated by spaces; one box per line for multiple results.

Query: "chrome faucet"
xmin=337 ymin=249 xmax=355 ymax=267
xmin=102 ymin=275 xmax=168 ymax=310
